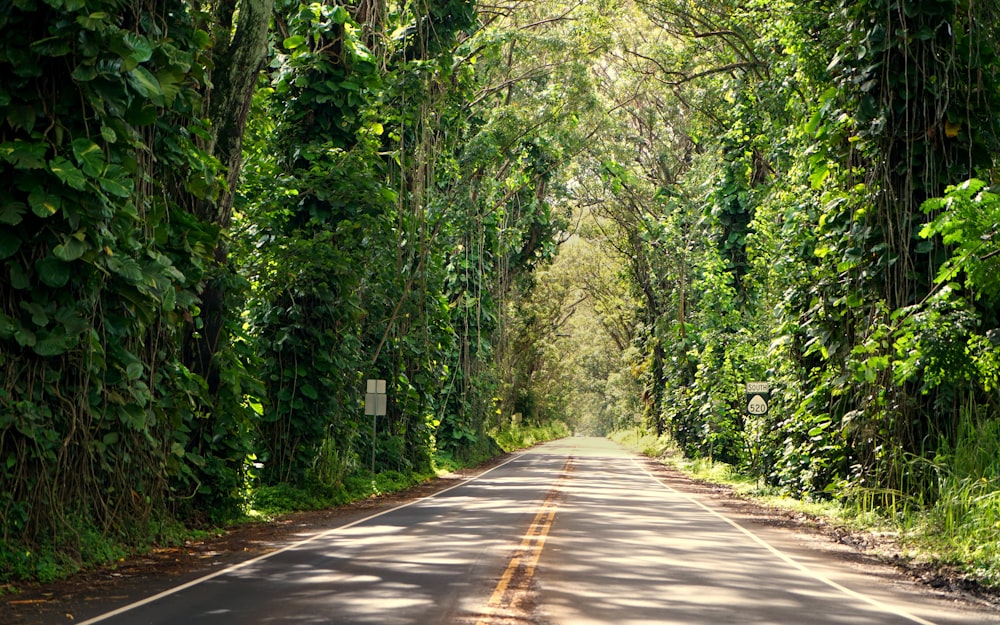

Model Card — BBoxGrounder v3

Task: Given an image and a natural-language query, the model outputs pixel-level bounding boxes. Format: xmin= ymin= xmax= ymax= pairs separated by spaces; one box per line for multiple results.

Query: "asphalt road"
xmin=73 ymin=437 xmax=999 ymax=625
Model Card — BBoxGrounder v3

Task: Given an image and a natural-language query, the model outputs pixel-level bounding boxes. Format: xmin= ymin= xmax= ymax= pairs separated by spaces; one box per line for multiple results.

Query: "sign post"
xmin=745 ymin=381 xmax=770 ymax=415
xmin=745 ymin=381 xmax=770 ymax=491
xmin=364 ymin=379 xmax=387 ymax=477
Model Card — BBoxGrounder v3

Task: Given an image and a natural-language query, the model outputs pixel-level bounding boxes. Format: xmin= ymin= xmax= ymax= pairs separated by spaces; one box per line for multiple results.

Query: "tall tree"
xmin=0 ymin=0 xmax=285 ymax=584
xmin=183 ymin=0 xmax=274 ymax=393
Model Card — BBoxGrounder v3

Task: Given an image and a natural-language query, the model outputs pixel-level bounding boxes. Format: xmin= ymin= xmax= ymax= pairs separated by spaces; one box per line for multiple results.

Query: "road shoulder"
xmin=636 ymin=454 xmax=1000 ymax=616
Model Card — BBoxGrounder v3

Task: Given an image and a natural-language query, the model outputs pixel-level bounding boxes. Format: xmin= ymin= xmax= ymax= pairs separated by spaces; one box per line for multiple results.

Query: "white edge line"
xmin=630 ymin=456 xmax=940 ymax=625
xmin=77 ymin=452 xmax=525 ymax=625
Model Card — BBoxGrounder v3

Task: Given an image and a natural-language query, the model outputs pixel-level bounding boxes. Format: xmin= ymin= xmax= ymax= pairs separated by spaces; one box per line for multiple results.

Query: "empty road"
xmin=61 ymin=437 xmax=1000 ymax=624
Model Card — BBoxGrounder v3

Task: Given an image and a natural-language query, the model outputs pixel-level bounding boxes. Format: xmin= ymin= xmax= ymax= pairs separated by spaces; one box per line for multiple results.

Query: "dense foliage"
xmin=549 ymin=1 xmax=1000 ymax=579
xmin=0 ymin=0 xmax=583 ymax=582
xmin=0 ymin=0 xmax=249 ymax=580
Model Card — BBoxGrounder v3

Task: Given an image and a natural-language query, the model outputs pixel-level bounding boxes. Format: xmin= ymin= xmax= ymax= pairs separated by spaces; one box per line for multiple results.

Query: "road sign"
xmin=364 ymin=379 xmax=387 ymax=476
xmin=365 ymin=379 xmax=387 ymax=416
xmin=745 ymin=382 xmax=770 ymax=415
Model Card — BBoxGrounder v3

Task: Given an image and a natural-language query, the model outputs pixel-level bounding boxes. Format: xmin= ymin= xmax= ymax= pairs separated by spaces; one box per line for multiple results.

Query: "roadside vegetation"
xmin=4 ymin=0 xmax=1000 ymax=594
xmin=0 ymin=420 xmax=556 ymax=588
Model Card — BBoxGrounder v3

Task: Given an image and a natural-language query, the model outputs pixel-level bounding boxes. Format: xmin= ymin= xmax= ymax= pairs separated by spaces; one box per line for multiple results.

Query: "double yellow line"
xmin=475 ymin=457 xmax=574 ymax=625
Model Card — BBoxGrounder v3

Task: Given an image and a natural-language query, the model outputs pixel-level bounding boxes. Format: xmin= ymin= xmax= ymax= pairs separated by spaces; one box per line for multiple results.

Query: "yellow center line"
xmin=475 ymin=457 xmax=573 ymax=625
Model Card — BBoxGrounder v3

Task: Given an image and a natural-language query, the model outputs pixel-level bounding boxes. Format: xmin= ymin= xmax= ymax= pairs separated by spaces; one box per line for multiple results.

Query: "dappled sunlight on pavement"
xmin=67 ymin=437 xmax=999 ymax=625
xmin=534 ymin=438 xmax=995 ymax=625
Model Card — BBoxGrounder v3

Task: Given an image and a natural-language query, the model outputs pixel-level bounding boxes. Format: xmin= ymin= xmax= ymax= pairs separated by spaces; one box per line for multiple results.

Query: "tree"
xmin=0 ymin=0 xmax=267 ymax=576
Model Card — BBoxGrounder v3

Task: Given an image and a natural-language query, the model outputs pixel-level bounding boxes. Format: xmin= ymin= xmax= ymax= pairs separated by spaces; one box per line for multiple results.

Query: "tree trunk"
xmin=184 ymin=0 xmax=274 ymax=391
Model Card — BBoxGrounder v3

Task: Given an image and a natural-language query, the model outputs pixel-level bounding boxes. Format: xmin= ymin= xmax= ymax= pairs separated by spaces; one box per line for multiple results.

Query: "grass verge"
xmin=491 ymin=421 xmax=571 ymax=452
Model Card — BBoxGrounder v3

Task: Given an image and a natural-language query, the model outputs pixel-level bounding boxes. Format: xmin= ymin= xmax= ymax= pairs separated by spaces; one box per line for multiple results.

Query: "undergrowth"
xmin=0 ymin=516 xmax=190 ymax=587
xmin=252 ymin=420 xmax=572 ymax=516
xmin=251 ymin=469 xmax=434 ymax=516
xmin=903 ymin=412 xmax=1000 ymax=588
xmin=491 ymin=421 xmax=571 ymax=452
xmin=2 ymin=422 xmax=567 ymax=587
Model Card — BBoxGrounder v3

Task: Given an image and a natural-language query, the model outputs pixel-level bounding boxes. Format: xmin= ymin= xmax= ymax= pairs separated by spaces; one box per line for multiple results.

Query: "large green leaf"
xmin=76 ymin=12 xmax=108 ymax=31
xmin=300 ymin=384 xmax=319 ymax=400
xmin=72 ymin=63 xmax=98 ymax=82
xmin=36 ymin=256 xmax=71 ymax=287
xmin=71 ymin=138 xmax=106 ymax=177
xmin=332 ymin=6 xmax=350 ymax=24
xmin=13 ymin=326 xmax=36 ymax=348
xmin=149 ymin=251 xmax=186 ymax=283
xmin=125 ymin=359 xmax=144 ymax=381
xmin=0 ymin=197 xmax=25 ymax=225
xmin=100 ymin=164 xmax=133 ymax=198
xmin=52 ymin=234 xmax=89 ymax=262
xmin=21 ymin=301 xmax=50 ymax=327
xmin=33 ymin=328 xmax=73 ymax=357
xmin=119 ymin=403 xmax=147 ymax=430
xmin=0 ymin=231 xmax=20 ymax=259
xmin=161 ymin=283 xmax=176 ymax=311
xmin=193 ymin=29 xmax=211 ymax=49
xmin=0 ymin=140 xmax=47 ymax=169
xmin=30 ymin=35 xmax=72 ymax=57
xmin=157 ymin=67 xmax=185 ymax=105
xmin=124 ymin=33 xmax=153 ymax=63
xmin=49 ymin=156 xmax=87 ymax=190
xmin=127 ymin=66 xmax=164 ymax=105
xmin=106 ymin=255 xmax=144 ymax=283
xmin=6 ymin=104 xmax=37 ymax=133
xmin=99 ymin=176 xmax=132 ymax=198
xmin=54 ymin=307 xmax=90 ymax=336
xmin=28 ymin=187 xmax=60 ymax=217
xmin=0 ymin=314 xmax=16 ymax=340
xmin=9 ymin=262 xmax=30 ymax=289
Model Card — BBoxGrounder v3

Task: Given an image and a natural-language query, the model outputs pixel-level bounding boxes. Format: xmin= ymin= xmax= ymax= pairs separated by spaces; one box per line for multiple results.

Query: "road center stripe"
xmin=475 ymin=456 xmax=573 ymax=625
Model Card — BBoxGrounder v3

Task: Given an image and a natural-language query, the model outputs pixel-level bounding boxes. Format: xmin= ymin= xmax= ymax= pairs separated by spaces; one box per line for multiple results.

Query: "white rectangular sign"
xmin=365 ymin=378 xmax=387 ymax=416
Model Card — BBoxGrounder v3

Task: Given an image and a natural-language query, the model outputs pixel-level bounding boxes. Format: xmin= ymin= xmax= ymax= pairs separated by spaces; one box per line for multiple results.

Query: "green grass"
xmin=898 ymin=416 xmax=1000 ymax=588
xmin=0 ymin=515 xmax=188 ymax=587
xmin=246 ymin=422 xmax=571 ymax=519
xmin=616 ymin=426 xmax=895 ymax=521
xmin=492 ymin=421 xmax=570 ymax=452
xmin=1 ymin=465 xmax=443 ymax=586
xmin=431 ymin=449 xmax=465 ymax=475
xmin=250 ymin=468 xmax=436 ymax=517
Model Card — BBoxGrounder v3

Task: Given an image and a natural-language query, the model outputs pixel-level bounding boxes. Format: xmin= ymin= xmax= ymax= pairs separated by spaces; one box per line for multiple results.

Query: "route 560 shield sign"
xmin=745 ymin=382 xmax=770 ymax=415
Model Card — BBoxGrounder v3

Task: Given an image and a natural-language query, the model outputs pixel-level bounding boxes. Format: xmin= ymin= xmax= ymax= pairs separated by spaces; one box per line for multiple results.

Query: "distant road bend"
xmin=75 ymin=437 xmax=997 ymax=625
